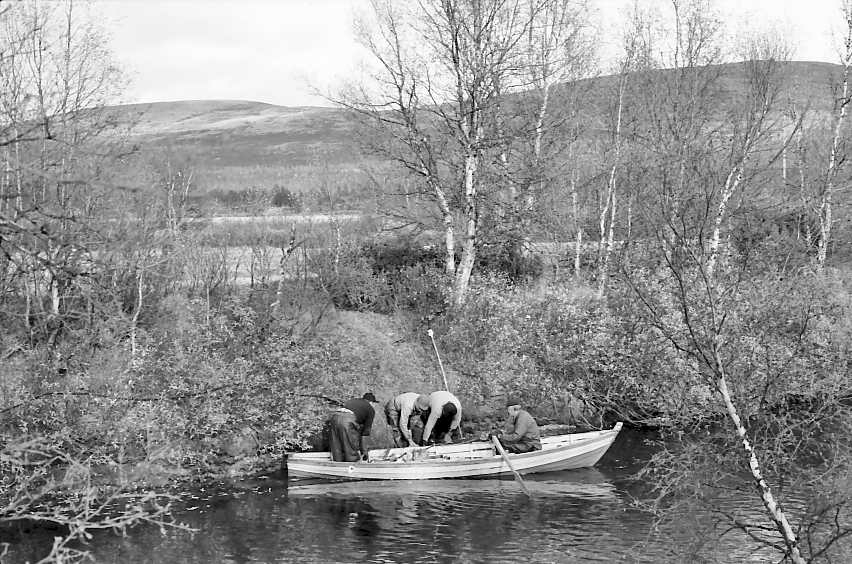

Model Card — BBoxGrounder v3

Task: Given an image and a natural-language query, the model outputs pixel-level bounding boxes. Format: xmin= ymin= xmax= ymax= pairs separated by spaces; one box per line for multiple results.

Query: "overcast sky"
xmin=96 ymin=0 xmax=847 ymax=108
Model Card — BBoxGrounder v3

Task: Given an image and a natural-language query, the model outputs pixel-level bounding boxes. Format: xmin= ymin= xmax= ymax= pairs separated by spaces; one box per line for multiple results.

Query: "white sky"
xmin=95 ymin=0 xmax=847 ymax=108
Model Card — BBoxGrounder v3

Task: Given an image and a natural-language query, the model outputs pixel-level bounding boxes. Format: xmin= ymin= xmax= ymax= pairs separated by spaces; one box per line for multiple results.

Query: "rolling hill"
xmin=110 ymin=99 xmax=366 ymax=199
xmin=109 ymin=60 xmax=845 ymax=200
xmin=117 ymin=100 xmax=359 ymax=167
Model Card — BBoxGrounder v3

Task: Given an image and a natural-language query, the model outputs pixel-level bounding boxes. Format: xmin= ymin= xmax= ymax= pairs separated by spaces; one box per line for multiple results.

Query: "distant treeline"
xmin=191 ymin=182 xmax=370 ymax=215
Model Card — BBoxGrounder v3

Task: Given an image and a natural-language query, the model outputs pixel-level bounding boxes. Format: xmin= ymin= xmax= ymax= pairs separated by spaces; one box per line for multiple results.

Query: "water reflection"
xmin=63 ymin=467 xmax=658 ymax=564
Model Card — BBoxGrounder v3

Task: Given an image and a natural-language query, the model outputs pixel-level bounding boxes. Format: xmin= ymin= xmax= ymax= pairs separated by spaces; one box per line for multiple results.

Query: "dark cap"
xmin=505 ymin=395 xmax=522 ymax=407
xmin=362 ymin=392 xmax=377 ymax=403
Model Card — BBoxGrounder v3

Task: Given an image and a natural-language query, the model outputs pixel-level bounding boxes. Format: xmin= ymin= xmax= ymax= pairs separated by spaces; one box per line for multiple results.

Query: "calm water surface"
xmin=5 ymin=431 xmax=784 ymax=563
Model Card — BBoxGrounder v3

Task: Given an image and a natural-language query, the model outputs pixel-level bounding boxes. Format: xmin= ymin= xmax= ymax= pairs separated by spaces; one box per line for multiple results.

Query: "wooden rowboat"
xmin=286 ymin=422 xmax=623 ymax=481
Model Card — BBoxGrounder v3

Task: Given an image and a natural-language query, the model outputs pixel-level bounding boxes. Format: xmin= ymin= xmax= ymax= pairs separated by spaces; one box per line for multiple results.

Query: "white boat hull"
xmin=286 ymin=423 xmax=623 ymax=481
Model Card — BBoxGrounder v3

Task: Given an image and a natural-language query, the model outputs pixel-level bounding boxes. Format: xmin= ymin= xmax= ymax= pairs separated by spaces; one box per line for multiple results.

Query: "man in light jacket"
xmin=494 ymin=395 xmax=541 ymax=453
xmin=420 ymin=390 xmax=462 ymax=445
xmin=385 ymin=392 xmax=430 ymax=447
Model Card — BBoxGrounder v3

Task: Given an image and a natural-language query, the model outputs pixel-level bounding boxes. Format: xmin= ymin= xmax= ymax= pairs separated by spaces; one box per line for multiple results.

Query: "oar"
xmin=427 ymin=328 xmax=450 ymax=392
xmin=491 ymin=436 xmax=531 ymax=497
xmin=427 ymin=328 xmax=465 ymax=441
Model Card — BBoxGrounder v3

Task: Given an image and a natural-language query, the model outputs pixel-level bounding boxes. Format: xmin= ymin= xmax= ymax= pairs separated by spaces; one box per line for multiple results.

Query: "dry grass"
xmin=318 ymin=310 xmax=446 ymax=400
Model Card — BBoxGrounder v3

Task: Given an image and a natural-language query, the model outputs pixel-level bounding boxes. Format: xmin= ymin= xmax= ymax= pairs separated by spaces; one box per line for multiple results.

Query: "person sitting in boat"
xmin=420 ymin=390 xmax=462 ymax=445
xmin=329 ymin=392 xmax=376 ymax=462
xmin=492 ymin=396 xmax=541 ymax=454
xmin=385 ymin=392 xmax=430 ymax=447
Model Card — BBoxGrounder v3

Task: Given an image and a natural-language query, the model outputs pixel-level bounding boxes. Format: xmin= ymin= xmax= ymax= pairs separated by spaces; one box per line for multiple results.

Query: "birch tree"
xmin=816 ymin=2 xmax=852 ymax=268
xmin=348 ymin=0 xmax=588 ymax=305
xmin=621 ymin=2 xmax=827 ymax=562
xmin=515 ymin=0 xmax=591 ymax=249
xmin=0 ymin=0 xmax=124 ymax=344
xmin=596 ymin=8 xmax=648 ymax=296
xmin=351 ymin=0 xmax=523 ymax=305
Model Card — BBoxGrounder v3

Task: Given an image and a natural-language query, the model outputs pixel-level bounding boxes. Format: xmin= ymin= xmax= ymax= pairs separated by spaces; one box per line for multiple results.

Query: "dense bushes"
xmin=309 ymin=232 xmax=852 ymax=430
xmin=475 ymin=241 xmax=544 ymax=281
xmin=402 ymin=262 xmax=852 ymax=431
xmin=270 ymin=185 xmax=303 ymax=210
xmin=320 ymin=236 xmax=542 ymax=317
xmin=317 ymin=238 xmax=448 ymax=316
xmin=0 ymin=295 xmax=333 ymax=459
xmin=197 ymin=182 xmax=371 ymax=215
xmin=425 ymin=275 xmax=684 ymax=424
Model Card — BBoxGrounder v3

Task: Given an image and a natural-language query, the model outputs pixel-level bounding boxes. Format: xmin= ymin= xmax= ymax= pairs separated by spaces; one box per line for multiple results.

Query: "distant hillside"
xmin=115 ymin=99 xmax=361 ymax=167
xmin=109 ymin=61 xmax=844 ymax=200
xmin=764 ymin=60 xmax=844 ymax=112
xmin=560 ymin=60 xmax=843 ymax=131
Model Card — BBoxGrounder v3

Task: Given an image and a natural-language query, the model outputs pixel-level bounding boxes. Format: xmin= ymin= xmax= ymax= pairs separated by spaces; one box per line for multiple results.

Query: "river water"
xmin=4 ymin=431 xmax=792 ymax=563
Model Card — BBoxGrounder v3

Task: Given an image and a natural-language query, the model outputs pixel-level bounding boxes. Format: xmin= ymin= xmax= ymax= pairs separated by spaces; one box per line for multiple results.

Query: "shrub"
xmin=426 ymin=274 xmax=702 ymax=424
xmin=476 ymin=241 xmax=544 ymax=281
xmin=390 ymin=264 xmax=448 ymax=317
xmin=271 ymin=184 xmax=303 ymax=210
xmin=314 ymin=245 xmax=394 ymax=312
xmin=364 ymin=237 xmax=445 ymax=274
xmin=314 ymin=237 xmax=448 ymax=316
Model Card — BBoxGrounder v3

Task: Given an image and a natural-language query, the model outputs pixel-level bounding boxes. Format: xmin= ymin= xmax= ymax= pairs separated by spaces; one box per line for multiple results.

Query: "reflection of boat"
xmin=287 ymin=473 xmax=618 ymax=500
xmin=286 ymin=423 xmax=622 ymax=481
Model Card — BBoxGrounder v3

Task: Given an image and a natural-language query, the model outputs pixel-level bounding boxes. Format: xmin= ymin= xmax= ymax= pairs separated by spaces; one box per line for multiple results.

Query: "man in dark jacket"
xmin=329 ymin=392 xmax=376 ymax=462
xmin=494 ymin=395 xmax=541 ymax=454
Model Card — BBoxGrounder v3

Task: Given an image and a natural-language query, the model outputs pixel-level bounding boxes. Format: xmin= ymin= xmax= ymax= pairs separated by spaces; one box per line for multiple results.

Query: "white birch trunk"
xmin=14 ymin=128 xmax=23 ymax=213
xmin=130 ymin=268 xmax=144 ymax=359
xmin=530 ymin=82 xmax=551 ymax=217
xmin=453 ymin=148 xmax=479 ymax=307
xmin=818 ymin=47 xmax=851 ymax=268
xmin=518 ymin=83 xmax=552 ymax=259
xmin=626 ymin=195 xmax=633 ymax=264
xmin=415 ymin=154 xmax=455 ymax=277
xmin=794 ymin=122 xmax=813 ymax=248
xmin=433 ymin=184 xmax=456 ymax=277
xmin=571 ymin=171 xmax=582 ymax=278
xmin=24 ymin=274 xmax=32 ymax=340
xmin=331 ymin=216 xmax=341 ymax=275
xmin=50 ymin=278 xmax=60 ymax=317
xmin=598 ymin=73 xmax=626 ymax=297
xmin=271 ymin=225 xmax=297 ymax=317
xmin=707 ymin=166 xmax=743 ymax=277
xmin=1 ymin=147 xmax=8 ymax=215
xmin=713 ymin=348 xmax=805 ymax=564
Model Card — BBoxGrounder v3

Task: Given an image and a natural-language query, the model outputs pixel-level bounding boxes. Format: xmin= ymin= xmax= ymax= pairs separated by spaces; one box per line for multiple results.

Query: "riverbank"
xmin=2 ymin=297 xmax=604 ymax=497
xmin=81 ymin=409 xmax=590 ymax=491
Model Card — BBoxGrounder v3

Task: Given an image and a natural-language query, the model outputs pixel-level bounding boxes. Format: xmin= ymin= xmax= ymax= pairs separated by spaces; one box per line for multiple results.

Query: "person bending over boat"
xmin=492 ymin=396 xmax=541 ymax=454
xmin=420 ymin=390 xmax=462 ymax=445
xmin=385 ymin=392 xmax=430 ymax=447
xmin=329 ymin=392 xmax=376 ymax=462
